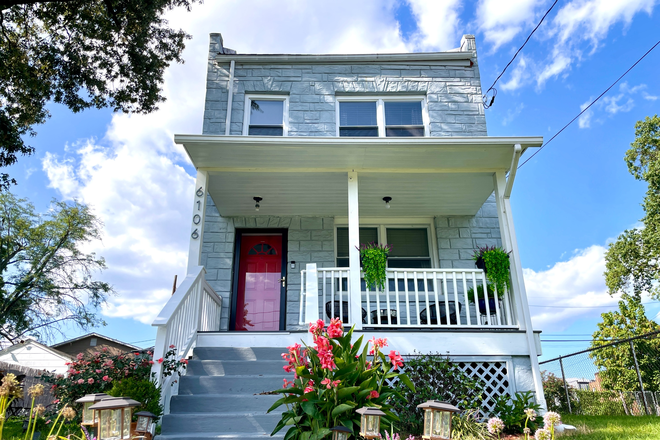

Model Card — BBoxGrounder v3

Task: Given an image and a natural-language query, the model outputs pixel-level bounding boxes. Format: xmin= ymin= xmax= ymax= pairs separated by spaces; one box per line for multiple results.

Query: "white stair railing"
xmin=151 ymin=266 xmax=222 ymax=413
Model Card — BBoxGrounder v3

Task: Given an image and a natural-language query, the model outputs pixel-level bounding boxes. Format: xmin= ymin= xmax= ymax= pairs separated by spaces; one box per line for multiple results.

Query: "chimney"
xmin=210 ymin=33 xmax=236 ymax=56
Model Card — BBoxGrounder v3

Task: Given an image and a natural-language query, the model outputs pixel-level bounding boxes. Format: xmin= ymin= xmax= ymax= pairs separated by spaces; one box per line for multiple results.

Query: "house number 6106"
xmin=191 ymin=186 xmax=204 ymax=239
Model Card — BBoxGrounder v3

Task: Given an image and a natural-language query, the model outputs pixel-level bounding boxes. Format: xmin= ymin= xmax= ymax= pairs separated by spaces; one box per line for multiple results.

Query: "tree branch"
xmin=1 ymin=0 xmax=79 ymax=12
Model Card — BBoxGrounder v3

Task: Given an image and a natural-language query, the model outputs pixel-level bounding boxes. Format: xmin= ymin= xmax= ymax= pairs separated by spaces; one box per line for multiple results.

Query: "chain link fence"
xmin=539 ymin=330 xmax=660 ymax=416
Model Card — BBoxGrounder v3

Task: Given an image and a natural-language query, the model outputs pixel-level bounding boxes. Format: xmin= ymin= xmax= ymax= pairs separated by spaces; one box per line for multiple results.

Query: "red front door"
xmin=233 ymin=233 xmax=285 ymax=331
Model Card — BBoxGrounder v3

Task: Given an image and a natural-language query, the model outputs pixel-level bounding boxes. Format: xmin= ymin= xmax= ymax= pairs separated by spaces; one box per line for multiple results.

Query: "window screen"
xmin=386 ymin=228 xmax=431 ymax=268
xmin=339 ymin=102 xmax=378 ymax=137
xmin=249 ymin=100 xmax=284 ymax=136
xmin=336 ymin=227 xmax=378 ymax=266
xmin=385 ymin=101 xmax=424 ymax=137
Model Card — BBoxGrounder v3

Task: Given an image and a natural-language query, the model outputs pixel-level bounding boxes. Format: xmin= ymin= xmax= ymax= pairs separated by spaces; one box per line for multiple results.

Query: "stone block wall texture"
xmin=202 ymin=35 xmax=487 ymax=137
xmin=435 ymin=194 xmax=502 ymax=268
xmin=201 ymin=194 xmax=503 ymax=330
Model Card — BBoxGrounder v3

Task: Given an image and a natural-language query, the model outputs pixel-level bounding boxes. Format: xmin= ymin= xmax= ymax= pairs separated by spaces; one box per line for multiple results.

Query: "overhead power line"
xmin=518 ymin=38 xmax=660 ymax=169
xmin=482 ymin=0 xmax=560 ymax=109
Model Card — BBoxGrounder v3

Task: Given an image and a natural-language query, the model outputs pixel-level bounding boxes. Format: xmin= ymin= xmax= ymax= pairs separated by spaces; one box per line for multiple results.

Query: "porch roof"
xmin=175 ymin=135 xmax=542 ymax=217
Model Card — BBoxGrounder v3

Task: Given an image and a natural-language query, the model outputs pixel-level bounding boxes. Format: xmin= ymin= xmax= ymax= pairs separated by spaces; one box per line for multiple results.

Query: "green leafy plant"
xmin=493 ymin=391 xmax=541 ymax=434
xmin=466 ymin=283 xmax=504 ymax=303
xmin=358 ymin=242 xmax=392 ymax=291
xmin=542 ymin=371 xmax=576 ymax=414
xmin=268 ymin=318 xmax=414 ymax=440
xmin=472 ymin=246 xmax=511 ymax=293
xmin=108 ymin=377 xmax=164 ymax=422
xmin=452 ymin=408 xmax=489 ymax=440
xmin=391 ymin=353 xmax=485 ymax=435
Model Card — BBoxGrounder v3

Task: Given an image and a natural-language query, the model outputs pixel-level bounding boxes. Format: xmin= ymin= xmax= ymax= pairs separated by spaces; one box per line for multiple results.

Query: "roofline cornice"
xmin=213 ymin=51 xmax=474 ymax=65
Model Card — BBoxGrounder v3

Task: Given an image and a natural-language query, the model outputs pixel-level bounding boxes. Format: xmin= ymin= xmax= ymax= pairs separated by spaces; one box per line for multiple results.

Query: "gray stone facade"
xmin=202 ymin=34 xmax=487 ymax=137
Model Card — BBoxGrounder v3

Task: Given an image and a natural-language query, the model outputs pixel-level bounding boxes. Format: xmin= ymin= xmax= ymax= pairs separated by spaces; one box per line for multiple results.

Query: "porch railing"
xmin=151 ymin=265 xmax=222 ymax=413
xmin=300 ymin=266 xmax=518 ymax=329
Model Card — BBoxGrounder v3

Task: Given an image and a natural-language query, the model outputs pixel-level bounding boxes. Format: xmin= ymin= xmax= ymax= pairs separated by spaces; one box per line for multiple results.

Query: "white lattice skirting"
xmin=386 ymin=357 xmax=511 ymax=416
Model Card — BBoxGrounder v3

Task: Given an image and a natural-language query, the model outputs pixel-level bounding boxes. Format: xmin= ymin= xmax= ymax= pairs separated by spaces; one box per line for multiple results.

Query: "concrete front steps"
xmin=158 ymin=347 xmax=289 ymax=440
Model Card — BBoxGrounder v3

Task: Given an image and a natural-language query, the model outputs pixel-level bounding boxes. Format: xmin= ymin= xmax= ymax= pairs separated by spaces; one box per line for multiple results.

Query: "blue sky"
xmin=7 ymin=0 xmax=660 ymax=360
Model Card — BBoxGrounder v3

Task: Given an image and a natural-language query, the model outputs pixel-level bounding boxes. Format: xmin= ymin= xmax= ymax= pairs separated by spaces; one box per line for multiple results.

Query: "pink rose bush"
xmin=268 ymin=322 xmax=414 ymax=439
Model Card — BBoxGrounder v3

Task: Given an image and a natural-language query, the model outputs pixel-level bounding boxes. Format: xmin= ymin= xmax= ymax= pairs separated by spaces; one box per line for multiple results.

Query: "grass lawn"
xmin=562 ymin=415 xmax=660 ymax=440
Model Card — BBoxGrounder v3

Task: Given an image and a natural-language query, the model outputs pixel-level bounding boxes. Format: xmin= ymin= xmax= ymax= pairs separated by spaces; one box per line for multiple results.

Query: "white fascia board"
xmin=174 ymin=134 xmax=543 ymax=150
xmin=214 ymin=52 xmax=472 ymax=65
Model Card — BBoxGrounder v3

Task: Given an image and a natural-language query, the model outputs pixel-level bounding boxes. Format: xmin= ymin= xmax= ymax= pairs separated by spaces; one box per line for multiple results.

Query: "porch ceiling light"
xmin=417 ymin=400 xmax=461 ymax=440
xmin=253 ymin=196 xmax=262 ymax=212
xmin=383 ymin=196 xmax=392 ymax=209
xmin=330 ymin=425 xmax=352 ymax=440
xmin=356 ymin=406 xmax=385 ymax=439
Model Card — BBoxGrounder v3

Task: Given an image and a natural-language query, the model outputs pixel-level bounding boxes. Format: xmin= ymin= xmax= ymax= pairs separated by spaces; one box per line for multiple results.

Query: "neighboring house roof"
xmin=0 ymin=339 xmax=74 ymax=375
xmin=51 ymin=332 xmax=140 ymax=352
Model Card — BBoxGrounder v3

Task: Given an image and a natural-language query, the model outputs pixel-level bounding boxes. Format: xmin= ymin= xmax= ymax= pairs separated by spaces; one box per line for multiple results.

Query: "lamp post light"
xmin=356 ymin=407 xmax=385 ymax=439
xmin=417 ymin=400 xmax=461 ymax=440
xmin=88 ymin=397 xmax=141 ymax=440
xmin=75 ymin=393 xmax=110 ymax=426
xmin=330 ymin=425 xmax=352 ymax=440
xmin=134 ymin=411 xmax=157 ymax=440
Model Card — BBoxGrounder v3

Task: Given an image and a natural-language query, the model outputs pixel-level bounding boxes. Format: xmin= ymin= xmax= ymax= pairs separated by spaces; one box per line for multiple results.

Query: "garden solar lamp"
xmin=134 ymin=411 xmax=157 ymax=439
xmin=331 ymin=425 xmax=352 ymax=440
xmin=356 ymin=407 xmax=385 ymax=439
xmin=88 ymin=396 xmax=141 ymax=440
xmin=417 ymin=400 xmax=460 ymax=440
xmin=76 ymin=393 xmax=110 ymax=426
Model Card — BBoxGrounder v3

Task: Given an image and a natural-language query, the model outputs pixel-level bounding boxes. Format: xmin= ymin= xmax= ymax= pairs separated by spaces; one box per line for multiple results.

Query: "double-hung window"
xmin=337 ymin=97 xmax=428 ymax=137
xmin=243 ymin=95 xmax=289 ymax=136
xmin=335 ymin=226 xmax=433 ymax=268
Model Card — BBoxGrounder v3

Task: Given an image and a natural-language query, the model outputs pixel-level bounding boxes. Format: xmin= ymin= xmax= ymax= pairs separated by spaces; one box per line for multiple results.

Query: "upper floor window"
xmin=337 ymin=97 xmax=428 ymax=137
xmin=243 ymin=95 xmax=289 ymax=136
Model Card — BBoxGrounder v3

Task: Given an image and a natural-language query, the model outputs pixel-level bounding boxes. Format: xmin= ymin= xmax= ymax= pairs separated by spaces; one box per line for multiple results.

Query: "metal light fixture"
xmin=356 ymin=407 xmax=385 ymax=439
xmin=330 ymin=425 xmax=352 ymax=440
xmin=290 ymin=261 xmax=296 ymax=269
xmin=76 ymin=393 xmax=110 ymax=426
xmin=134 ymin=411 xmax=157 ymax=439
xmin=383 ymin=197 xmax=392 ymax=209
xmin=88 ymin=397 xmax=141 ymax=440
xmin=417 ymin=400 xmax=460 ymax=440
xmin=253 ymin=196 xmax=262 ymax=212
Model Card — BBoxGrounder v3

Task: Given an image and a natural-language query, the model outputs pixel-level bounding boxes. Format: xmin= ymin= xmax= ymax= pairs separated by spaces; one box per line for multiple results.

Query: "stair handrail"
xmin=151 ymin=265 xmax=222 ymax=414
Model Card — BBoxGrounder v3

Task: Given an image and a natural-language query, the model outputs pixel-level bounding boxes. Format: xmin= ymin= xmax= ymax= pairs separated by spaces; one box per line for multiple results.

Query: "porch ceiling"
xmin=176 ymin=135 xmax=543 ymax=217
xmin=208 ymin=171 xmax=496 ymax=216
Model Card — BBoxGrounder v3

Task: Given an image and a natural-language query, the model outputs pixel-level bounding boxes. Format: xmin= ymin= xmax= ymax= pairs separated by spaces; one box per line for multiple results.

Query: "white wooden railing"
xmin=300 ymin=266 xmax=518 ymax=329
xmin=151 ymin=266 xmax=222 ymax=413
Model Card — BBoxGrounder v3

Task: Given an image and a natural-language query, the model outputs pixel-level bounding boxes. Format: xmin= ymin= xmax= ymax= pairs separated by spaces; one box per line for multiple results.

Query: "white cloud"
xmin=578 ymin=82 xmax=647 ymax=128
xmin=476 ymin=0 xmax=538 ymax=50
xmin=524 ymin=245 xmax=620 ymax=333
xmin=407 ymin=0 xmax=463 ymax=51
xmin=502 ymin=102 xmax=525 ymax=125
xmin=500 ymin=55 xmax=530 ymax=91
xmin=537 ymin=0 xmax=657 ymax=86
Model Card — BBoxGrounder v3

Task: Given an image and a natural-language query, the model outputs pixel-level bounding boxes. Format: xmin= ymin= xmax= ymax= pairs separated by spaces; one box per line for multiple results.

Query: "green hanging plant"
xmin=472 ymin=245 xmax=511 ymax=292
xmin=357 ymin=242 xmax=392 ymax=291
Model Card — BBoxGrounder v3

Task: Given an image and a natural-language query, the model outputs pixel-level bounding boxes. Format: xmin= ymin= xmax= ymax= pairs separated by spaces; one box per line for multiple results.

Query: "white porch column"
xmin=187 ymin=169 xmax=209 ymax=275
xmin=305 ymin=263 xmax=320 ymax=324
xmin=348 ymin=170 xmax=363 ymax=329
xmin=493 ymin=169 xmax=547 ymax=410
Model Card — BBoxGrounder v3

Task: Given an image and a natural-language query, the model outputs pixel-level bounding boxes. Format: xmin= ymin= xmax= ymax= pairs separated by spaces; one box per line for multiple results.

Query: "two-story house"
xmin=151 ymin=33 xmax=546 ymax=439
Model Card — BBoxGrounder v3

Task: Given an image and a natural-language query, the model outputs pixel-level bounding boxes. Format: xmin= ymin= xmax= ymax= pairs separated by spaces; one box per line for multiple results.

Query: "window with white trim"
xmin=337 ymin=97 xmax=428 ymax=137
xmin=336 ymin=226 xmax=432 ymax=268
xmin=243 ymin=95 xmax=289 ymax=136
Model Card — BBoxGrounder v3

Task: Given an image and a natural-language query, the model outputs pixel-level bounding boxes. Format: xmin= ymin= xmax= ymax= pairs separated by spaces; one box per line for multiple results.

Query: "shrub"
xmin=542 ymin=371 xmax=575 ymax=414
xmin=268 ymin=319 xmax=414 ymax=439
xmin=391 ymin=354 xmax=485 ymax=435
xmin=573 ymin=390 xmax=629 ymax=416
xmin=108 ymin=377 xmax=164 ymax=422
xmin=452 ymin=408 xmax=488 ymax=440
xmin=493 ymin=391 xmax=541 ymax=434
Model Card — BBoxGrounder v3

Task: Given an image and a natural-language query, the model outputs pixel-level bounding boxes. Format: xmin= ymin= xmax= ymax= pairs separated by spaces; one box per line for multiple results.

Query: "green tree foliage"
xmin=590 ymin=295 xmax=660 ymax=392
xmin=0 ymin=0 xmax=199 ymax=188
xmin=0 ymin=192 xmax=112 ymax=343
xmin=605 ymin=115 xmax=660 ymax=300
xmin=109 ymin=377 xmax=164 ymax=422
